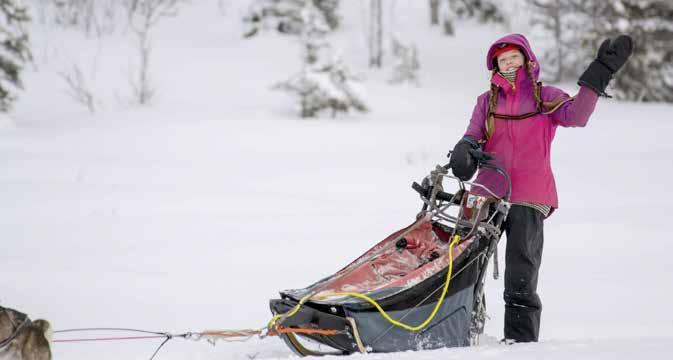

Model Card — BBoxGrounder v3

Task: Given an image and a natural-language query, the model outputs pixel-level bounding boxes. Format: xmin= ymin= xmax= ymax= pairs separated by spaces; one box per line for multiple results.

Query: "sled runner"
xmin=269 ymin=159 xmax=511 ymax=356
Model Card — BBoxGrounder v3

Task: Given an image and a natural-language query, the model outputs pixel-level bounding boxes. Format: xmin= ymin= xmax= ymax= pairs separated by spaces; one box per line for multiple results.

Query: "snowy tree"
xmin=314 ymin=0 xmax=339 ymax=29
xmin=0 ymin=0 xmax=31 ymax=112
xmin=429 ymin=0 xmax=440 ymax=25
xmin=569 ymin=0 xmax=673 ymax=102
xmin=590 ymin=0 xmax=673 ymax=102
xmin=273 ymin=4 xmax=367 ymax=118
xmin=367 ymin=0 xmax=383 ymax=68
xmin=388 ymin=37 xmax=420 ymax=85
xmin=528 ymin=0 xmax=673 ymax=102
xmin=526 ymin=0 xmax=586 ymax=82
xmin=274 ymin=54 xmax=368 ymax=118
xmin=34 ymin=0 xmax=120 ymax=36
xmin=439 ymin=0 xmax=504 ymax=35
xmin=242 ymin=0 xmax=339 ymax=38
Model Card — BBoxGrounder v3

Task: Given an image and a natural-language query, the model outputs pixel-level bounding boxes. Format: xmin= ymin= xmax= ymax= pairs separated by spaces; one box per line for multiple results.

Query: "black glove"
xmin=578 ymin=35 xmax=634 ymax=96
xmin=449 ymin=137 xmax=481 ymax=181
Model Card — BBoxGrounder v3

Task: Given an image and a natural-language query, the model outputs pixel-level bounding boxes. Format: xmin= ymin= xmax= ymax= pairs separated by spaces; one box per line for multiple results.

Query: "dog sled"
xmin=269 ymin=159 xmax=511 ymax=356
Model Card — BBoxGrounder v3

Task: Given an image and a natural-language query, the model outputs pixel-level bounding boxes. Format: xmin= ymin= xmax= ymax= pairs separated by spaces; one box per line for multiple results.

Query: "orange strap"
xmin=271 ymin=327 xmax=341 ymax=336
xmin=197 ymin=326 xmax=340 ymax=339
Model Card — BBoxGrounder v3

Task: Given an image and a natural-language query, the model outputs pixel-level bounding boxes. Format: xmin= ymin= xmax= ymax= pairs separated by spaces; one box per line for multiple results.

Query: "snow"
xmin=2 ymin=1 xmax=673 ymax=359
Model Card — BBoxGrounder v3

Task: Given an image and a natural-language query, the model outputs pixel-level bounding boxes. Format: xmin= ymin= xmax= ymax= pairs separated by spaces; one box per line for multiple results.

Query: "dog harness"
xmin=0 ymin=307 xmax=32 ymax=350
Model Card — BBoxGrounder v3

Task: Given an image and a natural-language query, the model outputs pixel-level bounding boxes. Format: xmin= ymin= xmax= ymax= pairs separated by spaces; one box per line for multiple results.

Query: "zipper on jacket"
xmin=508 ymin=84 xmax=517 ymax=171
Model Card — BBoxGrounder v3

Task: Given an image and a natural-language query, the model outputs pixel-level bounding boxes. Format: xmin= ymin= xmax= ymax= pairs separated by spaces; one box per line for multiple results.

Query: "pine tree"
xmin=243 ymin=0 xmax=339 ymax=38
xmin=314 ymin=0 xmax=338 ymax=29
xmin=389 ymin=37 xmax=420 ymax=85
xmin=440 ymin=0 xmax=504 ymax=35
xmin=274 ymin=54 xmax=368 ymax=118
xmin=273 ymin=4 xmax=367 ymax=118
xmin=42 ymin=0 xmax=120 ymax=36
xmin=367 ymin=0 xmax=383 ymax=67
xmin=528 ymin=1 xmax=562 ymax=80
xmin=429 ymin=0 xmax=440 ymax=25
xmin=572 ymin=0 xmax=673 ymax=102
xmin=0 ymin=0 xmax=31 ymax=112
xmin=525 ymin=0 xmax=598 ymax=82
xmin=600 ymin=1 xmax=673 ymax=102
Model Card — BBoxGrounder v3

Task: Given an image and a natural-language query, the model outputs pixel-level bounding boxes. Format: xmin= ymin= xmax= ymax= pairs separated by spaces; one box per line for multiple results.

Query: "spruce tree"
xmin=599 ymin=1 xmax=673 ymax=102
xmin=389 ymin=37 xmax=420 ymax=85
xmin=314 ymin=0 xmax=338 ymax=29
xmin=526 ymin=0 xmax=583 ymax=82
xmin=0 ymin=0 xmax=31 ymax=112
xmin=572 ymin=0 xmax=673 ymax=102
xmin=243 ymin=0 xmax=339 ymax=38
xmin=440 ymin=0 xmax=504 ymax=35
xmin=273 ymin=3 xmax=367 ymax=118
xmin=528 ymin=0 xmax=673 ymax=102
xmin=43 ymin=0 xmax=119 ymax=36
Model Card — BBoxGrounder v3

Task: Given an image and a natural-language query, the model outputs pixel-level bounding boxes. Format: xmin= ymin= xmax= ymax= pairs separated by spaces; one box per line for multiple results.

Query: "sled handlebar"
xmin=479 ymin=162 xmax=511 ymax=201
xmin=412 ymin=182 xmax=461 ymax=205
xmin=442 ymin=159 xmax=512 ymax=202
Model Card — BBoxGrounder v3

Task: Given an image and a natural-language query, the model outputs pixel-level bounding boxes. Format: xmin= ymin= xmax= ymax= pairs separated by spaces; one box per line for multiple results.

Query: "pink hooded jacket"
xmin=464 ymin=34 xmax=599 ymax=211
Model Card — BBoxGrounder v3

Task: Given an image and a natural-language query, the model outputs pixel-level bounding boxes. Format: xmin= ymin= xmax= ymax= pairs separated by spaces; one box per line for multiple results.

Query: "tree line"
xmin=0 ymin=0 xmax=671 ymax=115
xmin=245 ymin=0 xmax=673 ymax=118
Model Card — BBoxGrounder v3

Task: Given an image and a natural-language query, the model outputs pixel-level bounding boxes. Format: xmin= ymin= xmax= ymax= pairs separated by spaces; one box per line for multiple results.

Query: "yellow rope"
xmin=269 ymin=234 xmax=461 ymax=333
xmin=267 ymin=293 xmax=312 ymax=329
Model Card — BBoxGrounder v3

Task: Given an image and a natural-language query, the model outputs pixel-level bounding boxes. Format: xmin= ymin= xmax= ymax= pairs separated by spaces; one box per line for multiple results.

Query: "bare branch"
xmin=122 ymin=0 xmax=184 ymax=105
xmin=58 ymin=64 xmax=98 ymax=114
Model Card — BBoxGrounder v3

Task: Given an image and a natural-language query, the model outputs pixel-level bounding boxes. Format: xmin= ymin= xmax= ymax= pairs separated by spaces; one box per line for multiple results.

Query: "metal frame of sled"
xmin=270 ymin=160 xmax=512 ymax=356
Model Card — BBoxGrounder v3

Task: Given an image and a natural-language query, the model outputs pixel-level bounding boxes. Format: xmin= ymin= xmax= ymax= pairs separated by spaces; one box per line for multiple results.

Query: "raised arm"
xmin=546 ymin=34 xmax=634 ymax=128
xmin=544 ymin=86 xmax=599 ymax=128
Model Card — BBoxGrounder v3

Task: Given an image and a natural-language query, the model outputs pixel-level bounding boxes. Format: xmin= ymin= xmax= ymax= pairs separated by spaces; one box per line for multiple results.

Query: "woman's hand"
xmin=449 ymin=137 xmax=480 ymax=181
xmin=578 ymin=35 xmax=634 ymax=96
xmin=596 ymin=35 xmax=634 ymax=73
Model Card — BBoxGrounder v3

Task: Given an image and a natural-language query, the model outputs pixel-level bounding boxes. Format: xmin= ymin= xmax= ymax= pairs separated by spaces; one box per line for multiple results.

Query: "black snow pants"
xmin=502 ymin=205 xmax=544 ymax=342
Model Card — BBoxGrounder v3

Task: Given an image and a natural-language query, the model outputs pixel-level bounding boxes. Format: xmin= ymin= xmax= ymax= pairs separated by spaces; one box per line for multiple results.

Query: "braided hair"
xmin=485 ymin=60 xmax=542 ymax=140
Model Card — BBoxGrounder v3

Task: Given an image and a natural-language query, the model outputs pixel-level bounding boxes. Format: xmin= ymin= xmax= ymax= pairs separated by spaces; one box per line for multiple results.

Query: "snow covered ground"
xmin=2 ymin=1 xmax=672 ymax=359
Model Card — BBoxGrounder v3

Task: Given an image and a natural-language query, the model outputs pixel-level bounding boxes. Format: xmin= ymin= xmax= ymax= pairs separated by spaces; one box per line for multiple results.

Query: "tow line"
xmin=53 ymin=326 xmax=342 ymax=359
xmin=54 ymin=234 xmax=461 ymax=359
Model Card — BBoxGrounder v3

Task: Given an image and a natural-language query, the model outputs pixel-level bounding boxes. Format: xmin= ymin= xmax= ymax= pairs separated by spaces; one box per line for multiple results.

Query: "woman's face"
xmin=496 ymin=49 xmax=524 ymax=72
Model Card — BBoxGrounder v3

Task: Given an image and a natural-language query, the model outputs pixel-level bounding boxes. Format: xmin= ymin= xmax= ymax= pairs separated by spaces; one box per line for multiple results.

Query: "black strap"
xmin=490 ymin=80 xmax=544 ymax=120
xmin=483 ymin=79 xmax=545 ymax=142
xmin=490 ymin=111 xmax=541 ymax=120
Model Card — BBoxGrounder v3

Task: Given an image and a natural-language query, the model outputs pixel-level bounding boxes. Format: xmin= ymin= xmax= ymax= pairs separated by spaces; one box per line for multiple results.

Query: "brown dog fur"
xmin=0 ymin=307 xmax=52 ymax=360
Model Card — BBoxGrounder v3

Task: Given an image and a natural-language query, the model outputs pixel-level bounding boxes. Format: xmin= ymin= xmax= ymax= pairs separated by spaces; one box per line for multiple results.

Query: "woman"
xmin=449 ymin=34 xmax=633 ymax=343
